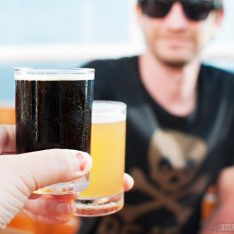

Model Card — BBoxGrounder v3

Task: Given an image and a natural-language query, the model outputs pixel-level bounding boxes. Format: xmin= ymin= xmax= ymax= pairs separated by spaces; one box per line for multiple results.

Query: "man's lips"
xmin=161 ymin=37 xmax=193 ymax=48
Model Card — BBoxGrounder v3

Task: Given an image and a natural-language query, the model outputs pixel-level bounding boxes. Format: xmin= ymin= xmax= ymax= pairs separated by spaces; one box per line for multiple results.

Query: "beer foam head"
xmin=92 ymin=101 xmax=126 ymax=124
xmin=14 ymin=68 xmax=95 ymax=81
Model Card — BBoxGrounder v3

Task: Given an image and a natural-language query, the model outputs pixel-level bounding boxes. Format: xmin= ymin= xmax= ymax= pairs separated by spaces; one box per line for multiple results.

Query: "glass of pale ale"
xmin=14 ymin=67 xmax=94 ymax=195
xmin=75 ymin=100 xmax=127 ymax=216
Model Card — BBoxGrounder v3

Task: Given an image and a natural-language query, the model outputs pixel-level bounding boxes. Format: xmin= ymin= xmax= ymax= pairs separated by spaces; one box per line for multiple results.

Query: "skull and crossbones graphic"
xmin=97 ymin=129 xmax=207 ymax=234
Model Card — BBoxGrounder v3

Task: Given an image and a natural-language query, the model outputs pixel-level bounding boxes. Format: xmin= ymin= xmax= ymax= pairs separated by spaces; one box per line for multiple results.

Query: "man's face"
xmin=137 ymin=0 xmax=223 ymax=67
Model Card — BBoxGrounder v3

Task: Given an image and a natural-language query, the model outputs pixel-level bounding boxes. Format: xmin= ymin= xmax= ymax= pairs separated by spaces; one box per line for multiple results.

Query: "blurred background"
xmin=0 ymin=0 xmax=233 ymax=233
xmin=0 ymin=0 xmax=234 ymax=105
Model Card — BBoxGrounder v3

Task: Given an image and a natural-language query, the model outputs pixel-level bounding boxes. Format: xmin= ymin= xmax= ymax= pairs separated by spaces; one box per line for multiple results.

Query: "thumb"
xmin=6 ymin=149 xmax=92 ymax=195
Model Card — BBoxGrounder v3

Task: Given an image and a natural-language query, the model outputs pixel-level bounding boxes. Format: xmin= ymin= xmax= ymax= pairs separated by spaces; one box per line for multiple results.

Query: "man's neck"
xmin=139 ymin=52 xmax=201 ymax=117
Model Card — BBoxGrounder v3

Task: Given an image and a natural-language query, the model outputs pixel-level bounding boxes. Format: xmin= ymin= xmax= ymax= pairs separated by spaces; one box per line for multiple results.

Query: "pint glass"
xmin=15 ymin=67 xmax=94 ymax=195
xmin=75 ymin=101 xmax=126 ymax=216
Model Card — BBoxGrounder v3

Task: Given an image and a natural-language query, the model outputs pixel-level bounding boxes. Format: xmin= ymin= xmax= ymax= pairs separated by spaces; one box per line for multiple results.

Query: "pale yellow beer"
xmin=80 ymin=120 xmax=126 ymax=197
xmin=76 ymin=101 xmax=127 ymax=216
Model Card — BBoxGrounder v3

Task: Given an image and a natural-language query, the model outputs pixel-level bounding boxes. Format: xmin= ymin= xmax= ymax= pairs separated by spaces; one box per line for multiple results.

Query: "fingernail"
xmin=76 ymin=152 xmax=92 ymax=175
xmin=76 ymin=152 xmax=87 ymax=171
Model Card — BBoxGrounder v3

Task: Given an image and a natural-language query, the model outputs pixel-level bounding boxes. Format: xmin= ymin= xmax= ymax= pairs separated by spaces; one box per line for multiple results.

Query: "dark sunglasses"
xmin=139 ymin=0 xmax=217 ymax=21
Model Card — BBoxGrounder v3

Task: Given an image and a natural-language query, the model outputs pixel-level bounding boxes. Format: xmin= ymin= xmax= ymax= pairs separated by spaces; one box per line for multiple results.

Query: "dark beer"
xmin=16 ymin=80 xmax=93 ymax=153
xmin=15 ymin=68 xmax=94 ymax=194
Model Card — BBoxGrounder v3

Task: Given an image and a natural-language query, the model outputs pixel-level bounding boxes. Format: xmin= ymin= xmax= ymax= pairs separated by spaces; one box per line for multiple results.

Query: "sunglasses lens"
xmin=182 ymin=1 xmax=213 ymax=21
xmin=141 ymin=0 xmax=214 ymax=21
xmin=141 ymin=0 xmax=173 ymax=18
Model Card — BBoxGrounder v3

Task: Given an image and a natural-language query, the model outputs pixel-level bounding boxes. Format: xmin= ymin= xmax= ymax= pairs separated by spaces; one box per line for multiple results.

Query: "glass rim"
xmin=14 ymin=67 xmax=94 ymax=73
xmin=14 ymin=67 xmax=95 ymax=81
xmin=92 ymin=100 xmax=127 ymax=124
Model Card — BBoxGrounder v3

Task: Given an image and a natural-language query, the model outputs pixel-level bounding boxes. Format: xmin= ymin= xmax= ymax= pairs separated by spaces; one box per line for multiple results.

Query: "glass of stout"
xmin=15 ymin=67 xmax=94 ymax=195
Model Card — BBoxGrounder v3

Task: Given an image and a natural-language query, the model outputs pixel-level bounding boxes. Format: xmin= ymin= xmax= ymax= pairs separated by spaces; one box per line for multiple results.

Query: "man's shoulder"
xmin=201 ymin=64 xmax=234 ymax=101
xmin=202 ymin=64 xmax=234 ymax=83
xmin=83 ymin=56 xmax=138 ymax=72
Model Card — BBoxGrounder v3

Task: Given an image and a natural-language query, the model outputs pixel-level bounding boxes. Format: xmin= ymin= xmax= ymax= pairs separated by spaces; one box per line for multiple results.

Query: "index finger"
xmin=0 ymin=125 xmax=16 ymax=154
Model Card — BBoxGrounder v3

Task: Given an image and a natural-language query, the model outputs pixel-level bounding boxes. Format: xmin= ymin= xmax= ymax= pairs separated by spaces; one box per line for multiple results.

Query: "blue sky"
xmin=0 ymin=0 xmax=128 ymax=44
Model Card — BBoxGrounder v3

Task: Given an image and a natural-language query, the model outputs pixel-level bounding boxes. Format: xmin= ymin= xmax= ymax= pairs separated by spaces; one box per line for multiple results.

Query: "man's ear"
xmin=135 ymin=3 xmax=145 ymax=29
xmin=136 ymin=3 xmax=143 ymax=18
xmin=210 ymin=9 xmax=224 ymax=38
xmin=214 ymin=9 xmax=224 ymax=27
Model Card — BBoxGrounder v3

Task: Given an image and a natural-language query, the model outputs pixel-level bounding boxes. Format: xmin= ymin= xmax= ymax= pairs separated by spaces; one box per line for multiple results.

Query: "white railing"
xmin=0 ymin=42 xmax=234 ymax=63
xmin=0 ymin=43 xmax=142 ymax=62
xmin=202 ymin=43 xmax=234 ymax=61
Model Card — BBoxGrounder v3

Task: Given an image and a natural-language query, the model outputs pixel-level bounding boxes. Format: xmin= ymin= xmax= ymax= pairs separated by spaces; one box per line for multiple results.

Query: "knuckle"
xmin=0 ymin=126 xmax=8 ymax=153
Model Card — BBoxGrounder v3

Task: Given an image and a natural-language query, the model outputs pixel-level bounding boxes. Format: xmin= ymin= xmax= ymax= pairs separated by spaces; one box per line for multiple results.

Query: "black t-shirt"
xmin=78 ymin=56 xmax=234 ymax=234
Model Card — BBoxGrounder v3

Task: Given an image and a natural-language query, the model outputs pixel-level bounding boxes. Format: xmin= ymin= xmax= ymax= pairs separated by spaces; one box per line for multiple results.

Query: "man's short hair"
xmin=213 ymin=0 xmax=223 ymax=9
xmin=137 ymin=0 xmax=224 ymax=10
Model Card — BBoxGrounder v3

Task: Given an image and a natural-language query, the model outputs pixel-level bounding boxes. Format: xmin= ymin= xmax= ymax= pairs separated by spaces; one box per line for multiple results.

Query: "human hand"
xmin=218 ymin=166 xmax=234 ymax=203
xmin=0 ymin=125 xmax=134 ymax=229
xmin=0 ymin=125 xmax=92 ymax=229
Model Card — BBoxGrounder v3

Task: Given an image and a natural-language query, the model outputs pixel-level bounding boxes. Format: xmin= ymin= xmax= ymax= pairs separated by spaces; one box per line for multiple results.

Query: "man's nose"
xmin=164 ymin=2 xmax=189 ymax=31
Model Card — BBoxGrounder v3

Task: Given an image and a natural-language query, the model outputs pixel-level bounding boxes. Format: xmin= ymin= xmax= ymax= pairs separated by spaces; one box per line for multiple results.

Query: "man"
xmin=79 ymin=0 xmax=234 ymax=233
